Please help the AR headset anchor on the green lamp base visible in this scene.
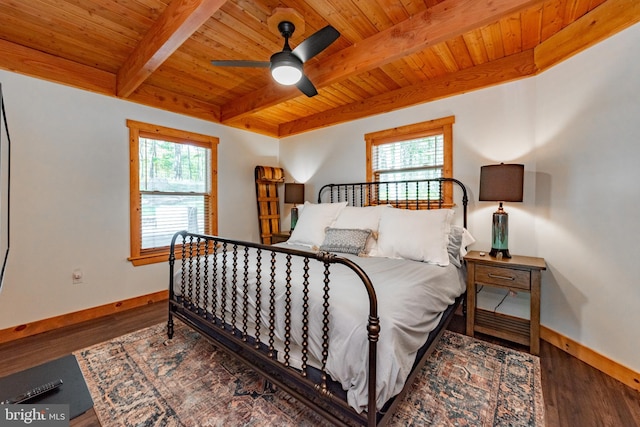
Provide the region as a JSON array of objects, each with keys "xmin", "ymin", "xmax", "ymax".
[
  {"xmin": 490, "ymin": 207, "xmax": 511, "ymax": 258},
  {"xmin": 290, "ymin": 206, "xmax": 299, "ymax": 231}
]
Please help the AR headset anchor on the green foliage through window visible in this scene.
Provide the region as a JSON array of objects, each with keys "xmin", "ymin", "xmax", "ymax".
[
  {"xmin": 139, "ymin": 138, "xmax": 210, "ymax": 193},
  {"xmin": 139, "ymin": 138, "xmax": 211, "ymax": 250}
]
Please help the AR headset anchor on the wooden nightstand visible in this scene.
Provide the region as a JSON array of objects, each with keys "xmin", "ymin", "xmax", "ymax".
[
  {"xmin": 464, "ymin": 250, "xmax": 546, "ymax": 355},
  {"xmin": 270, "ymin": 231, "xmax": 290, "ymax": 244}
]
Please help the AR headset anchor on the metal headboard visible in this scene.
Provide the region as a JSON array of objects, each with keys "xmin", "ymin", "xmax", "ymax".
[{"xmin": 318, "ymin": 178, "xmax": 468, "ymax": 228}]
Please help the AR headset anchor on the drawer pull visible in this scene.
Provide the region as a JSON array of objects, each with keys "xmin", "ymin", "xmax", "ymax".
[{"xmin": 488, "ymin": 273, "xmax": 515, "ymax": 281}]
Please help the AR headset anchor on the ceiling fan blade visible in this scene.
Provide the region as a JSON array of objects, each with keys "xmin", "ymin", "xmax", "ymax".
[
  {"xmin": 292, "ymin": 25, "xmax": 340, "ymax": 63},
  {"xmin": 211, "ymin": 60, "xmax": 270, "ymax": 68},
  {"xmin": 296, "ymin": 74, "xmax": 318, "ymax": 97}
]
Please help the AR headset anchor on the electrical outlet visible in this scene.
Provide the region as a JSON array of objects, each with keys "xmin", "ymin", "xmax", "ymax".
[{"xmin": 72, "ymin": 269, "xmax": 83, "ymax": 284}]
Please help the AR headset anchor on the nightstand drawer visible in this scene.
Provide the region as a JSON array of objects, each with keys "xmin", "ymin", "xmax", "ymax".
[{"xmin": 475, "ymin": 265, "xmax": 531, "ymax": 290}]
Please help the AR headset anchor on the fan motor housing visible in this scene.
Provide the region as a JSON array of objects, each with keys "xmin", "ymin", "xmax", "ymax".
[{"xmin": 270, "ymin": 51, "xmax": 302, "ymax": 67}]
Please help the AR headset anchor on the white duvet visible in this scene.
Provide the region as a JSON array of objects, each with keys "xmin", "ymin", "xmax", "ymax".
[{"xmin": 173, "ymin": 243, "xmax": 465, "ymax": 413}]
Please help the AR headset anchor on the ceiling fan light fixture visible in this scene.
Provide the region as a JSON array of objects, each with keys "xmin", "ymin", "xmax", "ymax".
[
  {"xmin": 211, "ymin": 13, "xmax": 340, "ymax": 96},
  {"xmin": 271, "ymin": 64, "xmax": 302, "ymax": 85},
  {"xmin": 270, "ymin": 51, "xmax": 302, "ymax": 85}
]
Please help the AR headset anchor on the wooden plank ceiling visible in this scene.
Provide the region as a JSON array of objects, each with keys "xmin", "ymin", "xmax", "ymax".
[{"xmin": 0, "ymin": 0, "xmax": 637, "ymax": 137}]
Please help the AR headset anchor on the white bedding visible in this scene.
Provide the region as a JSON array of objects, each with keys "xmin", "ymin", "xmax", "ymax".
[{"xmin": 173, "ymin": 243, "xmax": 465, "ymax": 413}]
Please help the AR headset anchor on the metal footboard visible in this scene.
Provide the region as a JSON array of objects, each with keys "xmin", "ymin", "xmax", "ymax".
[{"xmin": 168, "ymin": 231, "xmax": 380, "ymax": 427}]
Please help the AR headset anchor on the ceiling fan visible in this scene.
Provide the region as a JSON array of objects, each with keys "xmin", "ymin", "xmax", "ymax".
[{"xmin": 211, "ymin": 19, "xmax": 340, "ymax": 97}]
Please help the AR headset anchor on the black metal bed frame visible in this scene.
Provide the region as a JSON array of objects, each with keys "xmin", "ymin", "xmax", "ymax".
[
  {"xmin": 318, "ymin": 177, "xmax": 468, "ymax": 228},
  {"xmin": 167, "ymin": 178, "xmax": 468, "ymax": 427}
]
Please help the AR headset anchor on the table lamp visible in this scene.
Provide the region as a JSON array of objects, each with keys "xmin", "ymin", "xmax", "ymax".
[
  {"xmin": 479, "ymin": 163, "xmax": 524, "ymax": 258},
  {"xmin": 284, "ymin": 183, "xmax": 305, "ymax": 231}
]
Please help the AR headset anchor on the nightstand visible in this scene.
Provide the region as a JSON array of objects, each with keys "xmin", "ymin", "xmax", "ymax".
[
  {"xmin": 270, "ymin": 231, "xmax": 290, "ymax": 244},
  {"xmin": 464, "ymin": 250, "xmax": 546, "ymax": 355}
]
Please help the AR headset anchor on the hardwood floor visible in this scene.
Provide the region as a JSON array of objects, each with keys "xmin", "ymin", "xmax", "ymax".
[{"xmin": 1, "ymin": 302, "xmax": 638, "ymax": 427}]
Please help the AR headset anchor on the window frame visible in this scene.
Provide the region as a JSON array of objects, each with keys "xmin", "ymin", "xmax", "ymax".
[
  {"xmin": 127, "ymin": 119, "xmax": 218, "ymax": 266},
  {"xmin": 365, "ymin": 115, "xmax": 454, "ymax": 207}
]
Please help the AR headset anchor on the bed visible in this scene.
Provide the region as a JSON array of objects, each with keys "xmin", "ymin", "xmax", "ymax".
[{"xmin": 167, "ymin": 178, "xmax": 471, "ymax": 426}]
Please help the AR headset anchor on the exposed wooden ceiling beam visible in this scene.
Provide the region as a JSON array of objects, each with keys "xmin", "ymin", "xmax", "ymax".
[
  {"xmin": 0, "ymin": 39, "xmax": 115, "ymax": 95},
  {"xmin": 127, "ymin": 83, "xmax": 221, "ymax": 122},
  {"xmin": 116, "ymin": 0, "xmax": 227, "ymax": 98},
  {"xmin": 220, "ymin": 0, "xmax": 545, "ymax": 123},
  {"xmin": 278, "ymin": 50, "xmax": 537, "ymax": 136},
  {"xmin": 221, "ymin": 116, "xmax": 280, "ymax": 137},
  {"xmin": 535, "ymin": 0, "xmax": 640, "ymax": 72}
]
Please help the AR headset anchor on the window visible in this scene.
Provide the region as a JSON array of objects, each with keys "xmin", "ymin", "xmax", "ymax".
[
  {"xmin": 365, "ymin": 116, "xmax": 454, "ymax": 206},
  {"xmin": 128, "ymin": 120, "xmax": 218, "ymax": 266}
]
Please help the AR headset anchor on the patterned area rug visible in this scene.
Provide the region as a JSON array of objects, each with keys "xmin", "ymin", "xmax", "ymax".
[{"xmin": 74, "ymin": 322, "xmax": 545, "ymax": 426}]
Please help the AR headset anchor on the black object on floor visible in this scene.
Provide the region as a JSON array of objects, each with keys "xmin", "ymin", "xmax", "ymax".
[{"xmin": 0, "ymin": 354, "xmax": 93, "ymax": 419}]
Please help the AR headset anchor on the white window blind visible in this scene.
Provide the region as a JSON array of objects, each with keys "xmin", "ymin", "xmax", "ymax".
[
  {"xmin": 139, "ymin": 137, "xmax": 210, "ymax": 251},
  {"xmin": 372, "ymin": 135, "xmax": 444, "ymax": 200}
]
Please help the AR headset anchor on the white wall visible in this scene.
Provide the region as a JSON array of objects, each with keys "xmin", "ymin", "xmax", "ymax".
[
  {"xmin": 280, "ymin": 23, "xmax": 640, "ymax": 373},
  {"xmin": 534, "ymin": 23, "xmax": 640, "ymax": 372},
  {"xmin": 0, "ymin": 71, "xmax": 278, "ymax": 328}
]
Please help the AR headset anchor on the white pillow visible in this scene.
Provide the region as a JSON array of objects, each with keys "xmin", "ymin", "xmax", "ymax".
[
  {"xmin": 459, "ymin": 226, "xmax": 476, "ymax": 258},
  {"xmin": 333, "ymin": 205, "xmax": 389, "ymax": 255},
  {"xmin": 287, "ymin": 202, "xmax": 347, "ymax": 248},
  {"xmin": 377, "ymin": 208, "xmax": 454, "ymax": 265},
  {"xmin": 447, "ymin": 226, "xmax": 476, "ymax": 267}
]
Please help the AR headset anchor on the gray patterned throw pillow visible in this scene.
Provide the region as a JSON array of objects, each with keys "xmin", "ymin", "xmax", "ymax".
[{"xmin": 319, "ymin": 228, "xmax": 373, "ymax": 255}]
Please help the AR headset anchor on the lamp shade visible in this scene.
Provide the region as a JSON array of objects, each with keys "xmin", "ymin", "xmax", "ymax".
[
  {"xmin": 284, "ymin": 183, "xmax": 305, "ymax": 204},
  {"xmin": 479, "ymin": 163, "xmax": 524, "ymax": 202}
]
